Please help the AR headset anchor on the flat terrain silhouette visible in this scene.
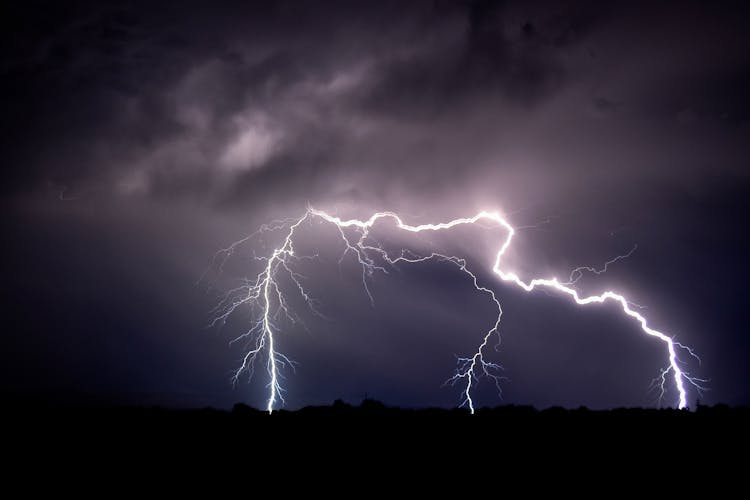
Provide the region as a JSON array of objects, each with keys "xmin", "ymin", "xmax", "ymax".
[
  {"xmin": 3, "ymin": 397, "xmax": 747, "ymax": 479},
  {"xmin": 4, "ymin": 397, "xmax": 746, "ymax": 437}
]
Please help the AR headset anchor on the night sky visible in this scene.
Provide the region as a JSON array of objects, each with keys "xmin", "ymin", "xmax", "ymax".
[{"xmin": 2, "ymin": 0, "xmax": 749, "ymax": 411}]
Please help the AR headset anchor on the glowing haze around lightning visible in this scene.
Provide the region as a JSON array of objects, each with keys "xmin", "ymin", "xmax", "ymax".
[{"xmin": 211, "ymin": 208, "xmax": 704, "ymax": 414}]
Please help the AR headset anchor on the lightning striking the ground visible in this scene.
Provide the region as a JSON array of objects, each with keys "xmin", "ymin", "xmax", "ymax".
[{"xmin": 210, "ymin": 208, "xmax": 705, "ymax": 414}]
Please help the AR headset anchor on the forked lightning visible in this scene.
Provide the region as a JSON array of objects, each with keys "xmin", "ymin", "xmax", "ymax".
[{"xmin": 210, "ymin": 208, "xmax": 705, "ymax": 413}]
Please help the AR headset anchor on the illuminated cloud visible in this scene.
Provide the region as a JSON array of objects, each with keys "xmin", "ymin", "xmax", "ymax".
[{"xmin": 220, "ymin": 116, "xmax": 281, "ymax": 173}]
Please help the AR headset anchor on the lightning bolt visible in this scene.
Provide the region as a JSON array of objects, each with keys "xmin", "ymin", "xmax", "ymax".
[
  {"xmin": 210, "ymin": 208, "xmax": 705, "ymax": 414},
  {"xmin": 564, "ymin": 244, "xmax": 638, "ymax": 285}
]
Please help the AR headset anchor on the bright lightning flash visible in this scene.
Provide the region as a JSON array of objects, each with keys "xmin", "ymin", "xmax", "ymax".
[{"xmin": 210, "ymin": 208, "xmax": 705, "ymax": 414}]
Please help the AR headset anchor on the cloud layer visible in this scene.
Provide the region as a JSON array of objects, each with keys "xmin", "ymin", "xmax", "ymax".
[{"xmin": 2, "ymin": 0, "xmax": 749, "ymax": 409}]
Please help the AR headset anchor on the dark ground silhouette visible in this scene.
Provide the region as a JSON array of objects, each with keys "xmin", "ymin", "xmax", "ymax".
[
  {"xmin": 3, "ymin": 397, "xmax": 747, "ymax": 482},
  {"xmin": 4, "ymin": 397, "xmax": 747, "ymax": 440}
]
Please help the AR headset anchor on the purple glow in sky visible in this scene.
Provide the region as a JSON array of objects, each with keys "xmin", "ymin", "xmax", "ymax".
[{"xmin": 2, "ymin": 0, "xmax": 749, "ymax": 410}]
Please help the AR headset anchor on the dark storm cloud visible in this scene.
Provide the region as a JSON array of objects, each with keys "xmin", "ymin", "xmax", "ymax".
[
  {"xmin": 4, "ymin": 0, "xmax": 748, "ymax": 210},
  {"xmin": 2, "ymin": 0, "xmax": 750, "ymax": 409},
  {"xmin": 360, "ymin": 0, "xmax": 570, "ymax": 118},
  {"xmin": 1, "ymin": 0, "xmax": 599, "ymax": 206}
]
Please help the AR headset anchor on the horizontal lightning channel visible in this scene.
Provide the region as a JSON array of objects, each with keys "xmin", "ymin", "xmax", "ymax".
[{"xmin": 217, "ymin": 208, "xmax": 704, "ymax": 414}]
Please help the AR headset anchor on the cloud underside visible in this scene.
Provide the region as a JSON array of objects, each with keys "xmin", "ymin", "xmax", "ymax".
[{"xmin": 1, "ymin": 0, "xmax": 748, "ymax": 214}]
